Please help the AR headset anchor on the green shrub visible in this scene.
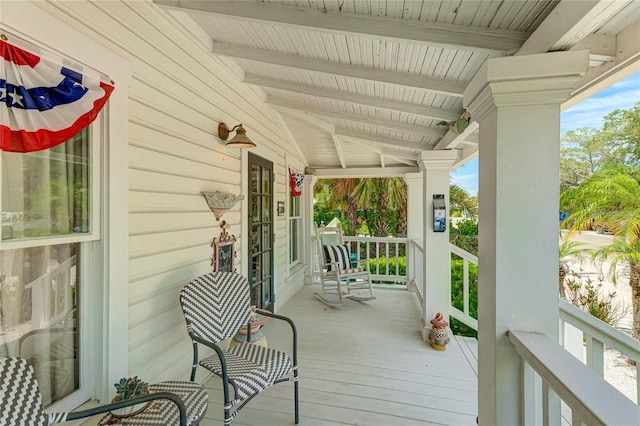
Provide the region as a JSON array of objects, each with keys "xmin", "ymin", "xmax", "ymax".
[
  {"xmin": 450, "ymin": 258, "xmax": 478, "ymax": 338},
  {"xmin": 367, "ymin": 257, "xmax": 406, "ymax": 284}
]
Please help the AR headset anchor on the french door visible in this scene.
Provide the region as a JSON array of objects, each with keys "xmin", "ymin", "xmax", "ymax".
[{"xmin": 247, "ymin": 153, "xmax": 274, "ymax": 311}]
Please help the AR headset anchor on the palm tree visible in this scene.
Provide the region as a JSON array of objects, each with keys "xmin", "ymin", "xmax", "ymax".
[
  {"xmin": 558, "ymin": 234, "xmax": 589, "ymax": 298},
  {"xmin": 450, "ymin": 184, "xmax": 478, "ymax": 219},
  {"xmin": 561, "ymin": 164, "xmax": 640, "ymax": 337},
  {"xmin": 315, "ymin": 178, "xmax": 360, "ymax": 234},
  {"xmin": 315, "ymin": 177, "xmax": 407, "ymax": 237}
]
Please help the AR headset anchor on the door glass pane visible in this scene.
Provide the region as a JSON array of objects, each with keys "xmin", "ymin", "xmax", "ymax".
[
  {"xmin": 262, "ymin": 168, "xmax": 270, "ymax": 194},
  {"xmin": 263, "ymin": 281, "xmax": 270, "ymax": 306},
  {"xmin": 251, "ymin": 165, "xmax": 259, "ymax": 193},
  {"xmin": 2, "ymin": 129, "xmax": 90, "ymax": 240},
  {"xmin": 263, "ymin": 252, "xmax": 271, "ymax": 276},
  {"xmin": 250, "ymin": 226, "xmax": 260, "ymax": 254},
  {"xmin": 262, "ymin": 226, "xmax": 270, "ymax": 251},
  {"xmin": 0, "ymin": 243, "xmax": 79, "ymax": 406},
  {"xmin": 262, "ymin": 197, "xmax": 270, "ymax": 222},
  {"xmin": 251, "ymin": 285, "xmax": 261, "ymax": 308},
  {"xmin": 251, "ymin": 255, "xmax": 261, "ymax": 283},
  {"xmin": 251, "ymin": 197, "xmax": 260, "ymax": 223}
]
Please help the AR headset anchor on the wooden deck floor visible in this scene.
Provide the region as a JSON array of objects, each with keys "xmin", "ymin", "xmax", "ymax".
[{"xmin": 200, "ymin": 285, "xmax": 478, "ymax": 426}]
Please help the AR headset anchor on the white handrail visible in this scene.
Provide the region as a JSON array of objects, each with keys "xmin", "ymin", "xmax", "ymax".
[{"xmin": 509, "ymin": 330, "xmax": 640, "ymax": 425}]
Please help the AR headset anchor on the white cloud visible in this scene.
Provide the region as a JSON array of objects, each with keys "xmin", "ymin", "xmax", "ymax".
[{"xmin": 562, "ymin": 72, "xmax": 640, "ymax": 133}]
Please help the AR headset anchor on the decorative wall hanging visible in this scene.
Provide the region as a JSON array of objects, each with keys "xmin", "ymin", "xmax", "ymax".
[
  {"xmin": 277, "ymin": 201, "xmax": 285, "ymax": 217},
  {"xmin": 289, "ymin": 167, "xmax": 304, "ymax": 196},
  {"xmin": 202, "ymin": 191, "xmax": 244, "ymax": 221},
  {"xmin": 0, "ymin": 34, "xmax": 114, "ymax": 153},
  {"xmin": 211, "ymin": 221, "xmax": 236, "ymax": 273}
]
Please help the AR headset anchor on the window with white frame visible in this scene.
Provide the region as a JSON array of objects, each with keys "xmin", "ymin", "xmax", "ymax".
[
  {"xmin": 0, "ymin": 126, "xmax": 100, "ymax": 406},
  {"xmin": 289, "ymin": 193, "xmax": 302, "ymax": 266}
]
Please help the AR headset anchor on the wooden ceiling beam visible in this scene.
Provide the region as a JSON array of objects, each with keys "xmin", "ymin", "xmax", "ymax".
[
  {"xmin": 337, "ymin": 134, "xmax": 417, "ymax": 165},
  {"xmin": 331, "ymin": 134, "xmax": 347, "ymax": 169},
  {"xmin": 269, "ymin": 104, "xmax": 336, "ymax": 133},
  {"xmin": 245, "ymin": 74, "xmax": 461, "ymax": 122},
  {"xmin": 313, "ymin": 167, "xmax": 418, "ymax": 178},
  {"xmin": 213, "ymin": 42, "xmax": 467, "ymax": 97},
  {"xmin": 517, "ymin": 0, "xmax": 630, "ymax": 55},
  {"xmin": 266, "ymin": 97, "xmax": 445, "ymax": 139},
  {"xmin": 335, "ymin": 128, "xmax": 430, "ymax": 152},
  {"xmin": 154, "ymin": 0, "xmax": 528, "ymax": 53}
]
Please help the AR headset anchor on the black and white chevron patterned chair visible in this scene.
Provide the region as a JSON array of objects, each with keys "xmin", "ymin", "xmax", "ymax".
[
  {"xmin": 0, "ymin": 356, "xmax": 201, "ymax": 425},
  {"xmin": 180, "ymin": 272, "xmax": 299, "ymax": 425}
]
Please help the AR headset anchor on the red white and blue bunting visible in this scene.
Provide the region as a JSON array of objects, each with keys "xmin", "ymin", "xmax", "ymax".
[
  {"xmin": 0, "ymin": 35, "xmax": 114, "ymax": 153},
  {"xmin": 289, "ymin": 167, "xmax": 304, "ymax": 197}
]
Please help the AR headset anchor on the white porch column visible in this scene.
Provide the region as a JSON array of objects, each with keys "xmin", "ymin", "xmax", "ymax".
[
  {"xmin": 464, "ymin": 51, "xmax": 589, "ymax": 425},
  {"xmin": 304, "ymin": 174, "xmax": 317, "ymax": 284},
  {"xmin": 405, "ymin": 172, "xmax": 424, "ymax": 242},
  {"xmin": 418, "ymin": 151, "xmax": 459, "ymax": 341},
  {"xmin": 404, "ymin": 172, "xmax": 423, "ymax": 294}
]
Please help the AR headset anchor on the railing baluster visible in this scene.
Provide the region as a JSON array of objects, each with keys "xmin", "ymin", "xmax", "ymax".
[
  {"xmin": 637, "ymin": 363, "xmax": 640, "ymax": 406},
  {"xmin": 395, "ymin": 242, "xmax": 399, "ymax": 277},
  {"xmin": 463, "ymin": 259, "xmax": 469, "ymax": 317},
  {"xmin": 586, "ymin": 335, "xmax": 604, "ymax": 377},
  {"xmin": 523, "ymin": 361, "xmax": 543, "ymax": 425},
  {"xmin": 385, "ymin": 241, "xmax": 389, "ymax": 276}
]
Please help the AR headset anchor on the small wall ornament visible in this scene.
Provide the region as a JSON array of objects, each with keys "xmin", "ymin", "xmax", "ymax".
[
  {"xmin": 428, "ymin": 312, "xmax": 450, "ymax": 351},
  {"xmin": 202, "ymin": 191, "xmax": 244, "ymax": 221},
  {"xmin": 212, "ymin": 221, "xmax": 236, "ymax": 273}
]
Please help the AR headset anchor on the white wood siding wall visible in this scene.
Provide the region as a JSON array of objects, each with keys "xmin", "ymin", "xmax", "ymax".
[{"xmin": 33, "ymin": 0, "xmax": 304, "ymax": 383}]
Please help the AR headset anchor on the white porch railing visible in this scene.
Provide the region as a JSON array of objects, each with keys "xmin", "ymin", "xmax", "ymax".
[
  {"xmin": 444, "ymin": 243, "xmax": 640, "ymax": 421},
  {"xmin": 449, "ymin": 244, "xmax": 478, "ymax": 330},
  {"xmin": 408, "ymin": 239, "xmax": 424, "ymax": 307},
  {"xmin": 341, "ymin": 236, "xmax": 409, "ymax": 285},
  {"xmin": 560, "ymin": 299, "xmax": 640, "ymax": 404},
  {"xmin": 508, "ymin": 329, "xmax": 640, "ymax": 425}
]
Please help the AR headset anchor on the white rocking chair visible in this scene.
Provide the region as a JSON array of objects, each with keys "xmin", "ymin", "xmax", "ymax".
[{"xmin": 315, "ymin": 225, "xmax": 375, "ymax": 307}]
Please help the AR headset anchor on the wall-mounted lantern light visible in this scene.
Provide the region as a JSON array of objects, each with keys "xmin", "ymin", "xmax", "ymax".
[{"xmin": 218, "ymin": 122, "xmax": 256, "ymax": 148}]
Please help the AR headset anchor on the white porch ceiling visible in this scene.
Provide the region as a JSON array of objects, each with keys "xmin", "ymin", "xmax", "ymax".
[{"xmin": 156, "ymin": 0, "xmax": 640, "ymax": 175}]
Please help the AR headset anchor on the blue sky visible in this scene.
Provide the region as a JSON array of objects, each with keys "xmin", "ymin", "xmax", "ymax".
[{"xmin": 451, "ymin": 71, "xmax": 640, "ymax": 197}]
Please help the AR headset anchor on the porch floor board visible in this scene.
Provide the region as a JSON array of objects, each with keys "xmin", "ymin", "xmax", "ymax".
[{"xmin": 200, "ymin": 285, "xmax": 478, "ymax": 425}]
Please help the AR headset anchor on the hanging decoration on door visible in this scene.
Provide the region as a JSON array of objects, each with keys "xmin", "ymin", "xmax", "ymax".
[
  {"xmin": 289, "ymin": 167, "xmax": 304, "ymax": 197},
  {"xmin": 0, "ymin": 34, "xmax": 114, "ymax": 153}
]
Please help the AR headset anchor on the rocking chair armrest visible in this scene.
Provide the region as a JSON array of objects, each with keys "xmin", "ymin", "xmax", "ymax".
[
  {"xmin": 61, "ymin": 392, "xmax": 188, "ymax": 425},
  {"xmin": 254, "ymin": 308, "xmax": 298, "ymax": 365},
  {"xmin": 321, "ymin": 260, "xmax": 340, "ymax": 269}
]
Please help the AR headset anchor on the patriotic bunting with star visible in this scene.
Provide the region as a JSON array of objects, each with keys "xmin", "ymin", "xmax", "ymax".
[
  {"xmin": 289, "ymin": 167, "xmax": 304, "ymax": 197},
  {"xmin": 0, "ymin": 36, "xmax": 114, "ymax": 153}
]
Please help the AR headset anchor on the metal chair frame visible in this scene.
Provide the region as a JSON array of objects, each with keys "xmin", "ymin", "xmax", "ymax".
[
  {"xmin": 0, "ymin": 356, "xmax": 193, "ymax": 426},
  {"xmin": 180, "ymin": 272, "xmax": 299, "ymax": 425}
]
